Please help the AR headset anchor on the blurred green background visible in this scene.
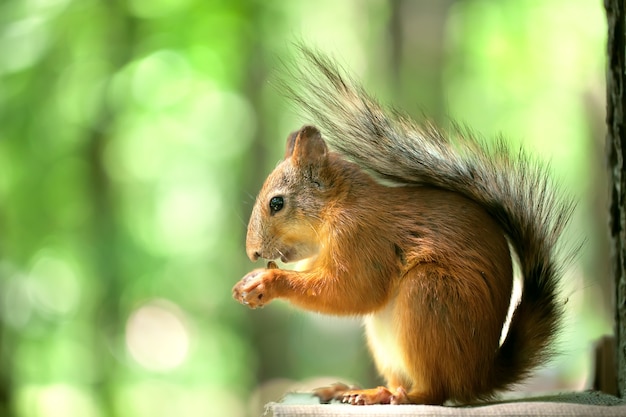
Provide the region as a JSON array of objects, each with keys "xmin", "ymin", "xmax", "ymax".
[{"xmin": 0, "ymin": 0, "xmax": 610, "ymax": 416}]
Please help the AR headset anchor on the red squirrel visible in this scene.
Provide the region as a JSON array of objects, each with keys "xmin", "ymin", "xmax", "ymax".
[{"xmin": 232, "ymin": 47, "xmax": 575, "ymax": 405}]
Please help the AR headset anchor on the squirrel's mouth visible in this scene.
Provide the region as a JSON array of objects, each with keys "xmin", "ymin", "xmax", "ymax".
[
  {"xmin": 253, "ymin": 249, "xmax": 294, "ymax": 264},
  {"xmin": 278, "ymin": 247, "xmax": 305, "ymax": 264},
  {"xmin": 278, "ymin": 249, "xmax": 295, "ymax": 263},
  {"xmin": 252, "ymin": 243, "xmax": 317, "ymax": 264}
]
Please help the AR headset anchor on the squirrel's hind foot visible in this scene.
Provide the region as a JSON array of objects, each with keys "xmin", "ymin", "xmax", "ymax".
[
  {"xmin": 313, "ymin": 383, "xmax": 401, "ymax": 405},
  {"xmin": 340, "ymin": 386, "xmax": 395, "ymax": 405},
  {"xmin": 312, "ymin": 382, "xmax": 355, "ymax": 404}
]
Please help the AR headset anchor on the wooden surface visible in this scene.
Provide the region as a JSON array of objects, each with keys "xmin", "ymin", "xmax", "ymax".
[{"xmin": 266, "ymin": 391, "xmax": 626, "ymax": 417}]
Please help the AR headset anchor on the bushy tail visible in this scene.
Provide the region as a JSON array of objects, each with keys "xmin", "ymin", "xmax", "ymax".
[{"xmin": 280, "ymin": 46, "xmax": 577, "ymax": 391}]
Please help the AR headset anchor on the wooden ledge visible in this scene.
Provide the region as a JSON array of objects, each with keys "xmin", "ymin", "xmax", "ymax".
[{"xmin": 266, "ymin": 391, "xmax": 626, "ymax": 417}]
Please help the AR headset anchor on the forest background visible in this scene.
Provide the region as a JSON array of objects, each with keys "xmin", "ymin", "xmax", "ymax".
[{"xmin": 0, "ymin": 0, "xmax": 609, "ymax": 416}]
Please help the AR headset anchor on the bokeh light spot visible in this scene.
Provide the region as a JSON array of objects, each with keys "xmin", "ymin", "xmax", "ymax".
[
  {"xmin": 29, "ymin": 252, "xmax": 81, "ymax": 318},
  {"xmin": 16, "ymin": 384, "xmax": 101, "ymax": 417},
  {"xmin": 131, "ymin": 50, "xmax": 192, "ymax": 110},
  {"xmin": 125, "ymin": 299, "xmax": 190, "ymax": 371}
]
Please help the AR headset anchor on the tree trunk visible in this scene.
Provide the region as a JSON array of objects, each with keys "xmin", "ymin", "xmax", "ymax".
[{"xmin": 606, "ymin": 0, "xmax": 626, "ymax": 398}]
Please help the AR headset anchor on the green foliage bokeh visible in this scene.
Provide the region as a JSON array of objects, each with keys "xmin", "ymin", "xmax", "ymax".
[{"xmin": 0, "ymin": 0, "xmax": 608, "ymax": 416}]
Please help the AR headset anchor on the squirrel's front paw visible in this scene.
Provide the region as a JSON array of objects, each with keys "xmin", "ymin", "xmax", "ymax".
[{"xmin": 232, "ymin": 269, "xmax": 274, "ymax": 309}]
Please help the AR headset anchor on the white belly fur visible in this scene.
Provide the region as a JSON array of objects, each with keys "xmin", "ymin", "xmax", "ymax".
[{"xmin": 363, "ymin": 300, "xmax": 411, "ymax": 384}]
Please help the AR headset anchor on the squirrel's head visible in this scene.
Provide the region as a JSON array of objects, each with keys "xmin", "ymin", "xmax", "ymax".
[{"xmin": 246, "ymin": 125, "xmax": 331, "ymax": 263}]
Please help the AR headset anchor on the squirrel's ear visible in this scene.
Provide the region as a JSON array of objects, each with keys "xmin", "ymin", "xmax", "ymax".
[
  {"xmin": 284, "ymin": 130, "xmax": 299, "ymax": 159},
  {"xmin": 288, "ymin": 125, "xmax": 328, "ymax": 164}
]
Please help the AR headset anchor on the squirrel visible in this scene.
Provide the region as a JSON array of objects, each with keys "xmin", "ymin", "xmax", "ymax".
[{"xmin": 232, "ymin": 47, "xmax": 576, "ymax": 406}]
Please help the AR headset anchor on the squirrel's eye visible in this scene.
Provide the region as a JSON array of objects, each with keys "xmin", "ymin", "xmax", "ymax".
[{"xmin": 269, "ymin": 196, "xmax": 284, "ymax": 214}]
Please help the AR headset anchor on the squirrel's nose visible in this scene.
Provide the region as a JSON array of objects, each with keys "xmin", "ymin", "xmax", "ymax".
[{"xmin": 247, "ymin": 248, "xmax": 261, "ymax": 262}]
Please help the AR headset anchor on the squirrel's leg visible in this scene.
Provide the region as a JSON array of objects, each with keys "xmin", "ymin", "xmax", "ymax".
[{"xmin": 388, "ymin": 261, "xmax": 499, "ymax": 405}]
